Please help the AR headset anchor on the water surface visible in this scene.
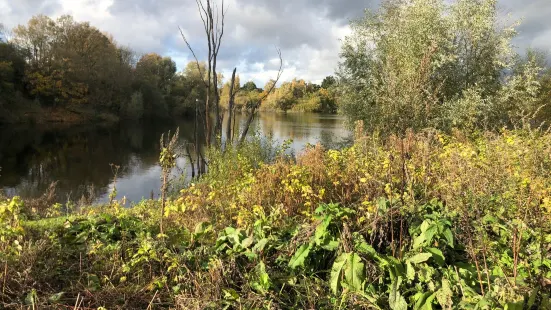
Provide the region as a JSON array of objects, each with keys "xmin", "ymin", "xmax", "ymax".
[{"xmin": 0, "ymin": 113, "xmax": 350, "ymax": 204}]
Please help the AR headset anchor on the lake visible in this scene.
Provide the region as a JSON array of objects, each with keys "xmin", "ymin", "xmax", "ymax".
[{"xmin": 0, "ymin": 113, "xmax": 350, "ymax": 204}]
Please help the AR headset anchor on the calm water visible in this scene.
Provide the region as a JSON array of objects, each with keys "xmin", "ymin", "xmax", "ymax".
[{"xmin": 0, "ymin": 113, "xmax": 350, "ymax": 204}]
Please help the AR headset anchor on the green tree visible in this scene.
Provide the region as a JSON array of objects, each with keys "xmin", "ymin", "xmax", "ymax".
[
  {"xmin": 338, "ymin": 0, "xmax": 530, "ymax": 134},
  {"xmin": 136, "ymin": 53, "xmax": 176, "ymax": 94},
  {"xmin": 321, "ymin": 76, "xmax": 336, "ymax": 89},
  {"xmin": 241, "ymin": 81, "xmax": 258, "ymax": 92},
  {"xmin": 0, "ymin": 41, "xmax": 26, "ymax": 104}
]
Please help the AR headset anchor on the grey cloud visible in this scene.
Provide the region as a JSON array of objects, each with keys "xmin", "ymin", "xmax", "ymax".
[
  {"xmin": 499, "ymin": 0, "xmax": 551, "ymax": 57},
  {"xmin": 0, "ymin": 0, "xmax": 61, "ymax": 27}
]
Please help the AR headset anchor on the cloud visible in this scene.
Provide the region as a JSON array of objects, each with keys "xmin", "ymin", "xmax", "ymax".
[
  {"xmin": 499, "ymin": 0, "xmax": 551, "ymax": 55},
  {"xmin": 1, "ymin": 0, "xmax": 550, "ymax": 85}
]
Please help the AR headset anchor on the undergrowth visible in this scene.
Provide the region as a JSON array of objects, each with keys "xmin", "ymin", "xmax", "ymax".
[{"xmin": 1, "ymin": 129, "xmax": 550, "ymax": 309}]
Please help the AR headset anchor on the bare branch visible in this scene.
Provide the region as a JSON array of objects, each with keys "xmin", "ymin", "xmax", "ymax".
[
  {"xmin": 257, "ymin": 48, "xmax": 283, "ymax": 103},
  {"xmin": 196, "ymin": 0, "xmax": 209, "ymax": 35},
  {"xmin": 215, "ymin": 0, "xmax": 226, "ymax": 56},
  {"xmin": 178, "ymin": 26, "xmax": 207, "ymax": 87},
  {"xmin": 239, "ymin": 48, "xmax": 283, "ymax": 144}
]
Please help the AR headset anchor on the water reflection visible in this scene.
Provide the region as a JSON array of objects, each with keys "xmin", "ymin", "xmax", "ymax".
[{"xmin": 0, "ymin": 113, "xmax": 349, "ymax": 204}]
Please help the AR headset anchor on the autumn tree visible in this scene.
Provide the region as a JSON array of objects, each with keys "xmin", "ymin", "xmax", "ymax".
[
  {"xmin": 136, "ymin": 53, "xmax": 177, "ymax": 94},
  {"xmin": 11, "ymin": 15, "xmax": 132, "ymax": 107},
  {"xmin": 169, "ymin": 61, "xmax": 208, "ymax": 115},
  {"xmin": 0, "ymin": 23, "xmax": 5, "ymax": 41}
]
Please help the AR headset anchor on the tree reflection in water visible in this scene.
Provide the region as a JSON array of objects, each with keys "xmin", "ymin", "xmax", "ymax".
[{"xmin": 0, "ymin": 113, "xmax": 349, "ymax": 204}]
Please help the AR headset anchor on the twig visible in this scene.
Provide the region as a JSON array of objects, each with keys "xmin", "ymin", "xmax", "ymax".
[
  {"xmin": 147, "ymin": 290, "xmax": 159, "ymax": 310},
  {"xmin": 178, "ymin": 26, "xmax": 207, "ymax": 88},
  {"xmin": 74, "ymin": 293, "xmax": 80, "ymax": 309},
  {"xmin": 2, "ymin": 261, "xmax": 7, "ymax": 295}
]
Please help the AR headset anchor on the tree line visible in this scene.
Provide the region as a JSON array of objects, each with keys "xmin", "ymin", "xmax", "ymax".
[
  {"xmin": 0, "ymin": 16, "xmax": 337, "ymax": 125},
  {"xmin": 220, "ymin": 75, "xmax": 338, "ymax": 114}
]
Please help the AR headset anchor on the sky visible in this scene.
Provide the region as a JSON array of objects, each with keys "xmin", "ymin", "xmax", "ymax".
[{"xmin": 1, "ymin": 0, "xmax": 550, "ymax": 86}]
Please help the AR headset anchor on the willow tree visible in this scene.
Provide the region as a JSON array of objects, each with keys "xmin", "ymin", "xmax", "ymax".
[{"xmin": 338, "ymin": 0, "xmax": 541, "ymax": 134}]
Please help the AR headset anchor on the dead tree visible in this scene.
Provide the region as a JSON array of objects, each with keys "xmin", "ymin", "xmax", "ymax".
[
  {"xmin": 179, "ymin": 0, "xmax": 225, "ymax": 147},
  {"xmin": 179, "ymin": 1, "xmax": 283, "ymax": 169}
]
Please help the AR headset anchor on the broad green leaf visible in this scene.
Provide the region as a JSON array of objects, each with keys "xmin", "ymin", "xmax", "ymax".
[
  {"xmin": 223, "ymin": 227, "xmax": 236, "ymax": 235},
  {"xmin": 241, "ymin": 236, "xmax": 254, "ymax": 249},
  {"xmin": 413, "ymin": 234, "xmax": 426, "ymax": 249},
  {"xmin": 426, "ymin": 247, "xmax": 445, "ymax": 266},
  {"xmin": 48, "ymin": 292, "xmax": 65, "ymax": 303},
  {"xmin": 420, "ymin": 220, "xmax": 431, "ymax": 233},
  {"xmin": 223, "ymin": 288, "xmax": 239, "ymax": 300},
  {"xmin": 527, "ymin": 288, "xmax": 538, "ymax": 307},
  {"xmin": 442, "ymin": 228, "xmax": 454, "ymax": 248},
  {"xmin": 251, "ymin": 261, "xmax": 271, "ymax": 294},
  {"xmin": 414, "ymin": 292, "xmax": 433, "ymax": 310},
  {"xmin": 423, "ymin": 224, "xmax": 438, "ymax": 246},
  {"xmin": 389, "ymin": 278, "xmax": 407, "ymax": 310},
  {"xmin": 289, "ymin": 244, "xmax": 311, "ymax": 269},
  {"xmin": 406, "ymin": 261, "xmax": 416, "ymax": 280},
  {"xmin": 253, "ymin": 238, "xmax": 269, "ymax": 253},
  {"xmin": 194, "ymin": 222, "xmax": 212, "ymax": 235},
  {"xmin": 422, "ymin": 293, "xmax": 437, "ymax": 310},
  {"xmin": 321, "ymin": 239, "xmax": 340, "ymax": 251},
  {"xmin": 541, "ymin": 293, "xmax": 550, "ymax": 309},
  {"xmin": 314, "ymin": 215, "xmax": 332, "ymax": 246},
  {"xmin": 505, "ymin": 302, "xmax": 524, "ymax": 310},
  {"xmin": 355, "ymin": 241, "xmax": 379, "ymax": 259},
  {"xmin": 407, "ymin": 253, "xmax": 432, "ymax": 265},
  {"xmin": 244, "ymin": 251, "xmax": 257, "ymax": 260},
  {"xmin": 330, "ymin": 253, "xmax": 349, "ymax": 294},
  {"xmin": 25, "ymin": 289, "xmax": 38, "ymax": 306},
  {"xmin": 344, "ymin": 252, "xmax": 365, "ymax": 292}
]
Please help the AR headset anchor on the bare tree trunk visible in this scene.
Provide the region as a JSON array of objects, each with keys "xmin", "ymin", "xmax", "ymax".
[
  {"xmin": 226, "ymin": 68, "xmax": 237, "ymax": 147},
  {"xmin": 203, "ymin": 0, "xmax": 213, "ymax": 147},
  {"xmin": 185, "ymin": 144, "xmax": 195, "ymax": 178},
  {"xmin": 232, "ymin": 107, "xmax": 238, "ymax": 142},
  {"xmin": 194, "ymin": 98, "xmax": 201, "ymax": 175},
  {"xmin": 239, "ymin": 111, "xmax": 256, "ymax": 144}
]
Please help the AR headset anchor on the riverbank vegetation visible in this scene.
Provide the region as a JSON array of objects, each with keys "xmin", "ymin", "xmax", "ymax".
[
  {"xmin": 1, "ymin": 0, "xmax": 551, "ymax": 308},
  {"xmin": 1, "ymin": 129, "xmax": 551, "ymax": 308},
  {"xmin": 0, "ymin": 17, "xmax": 336, "ymax": 126}
]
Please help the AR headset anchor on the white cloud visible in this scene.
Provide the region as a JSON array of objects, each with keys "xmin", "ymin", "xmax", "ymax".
[{"xmin": 1, "ymin": 0, "xmax": 550, "ymax": 86}]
